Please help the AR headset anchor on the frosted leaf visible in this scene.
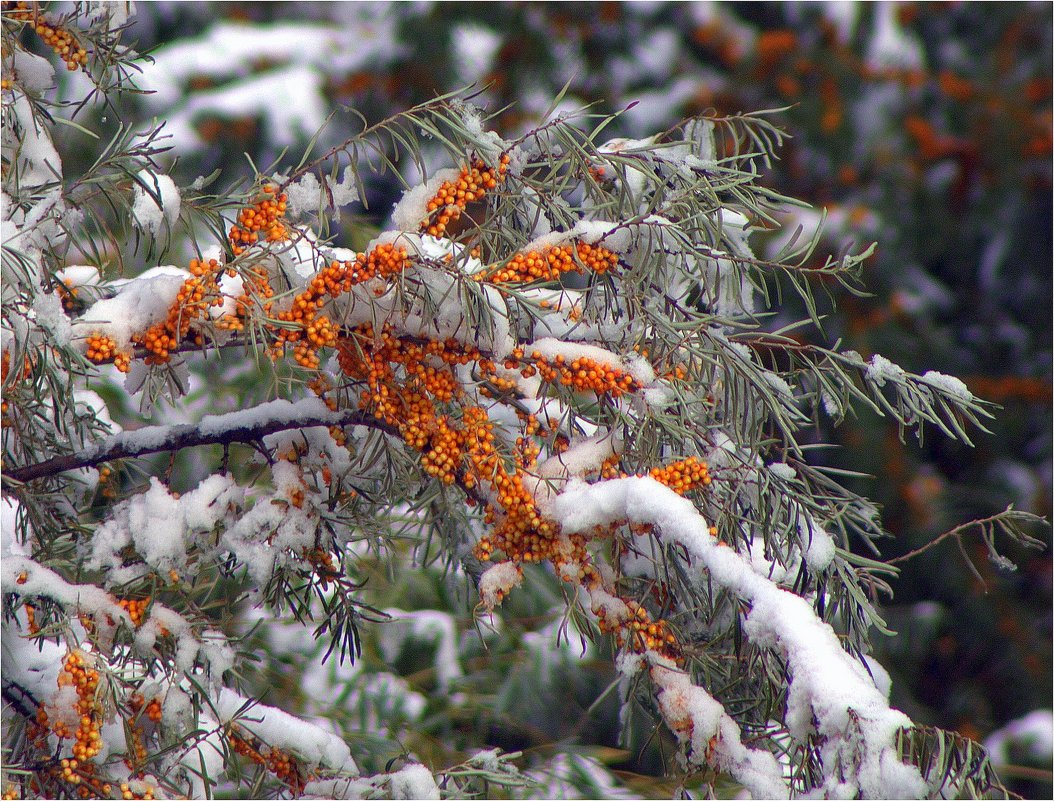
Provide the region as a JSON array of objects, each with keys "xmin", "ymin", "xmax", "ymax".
[
  {"xmin": 761, "ymin": 370, "xmax": 794, "ymax": 400},
  {"xmin": 285, "ymin": 167, "xmax": 360, "ymax": 216},
  {"xmin": 132, "ymin": 171, "xmax": 181, "ymax": 237},
  {"xmin": 863, "ymin": 656, "xmax": 892, "ymax": 700},
  {"xmin": 865, "ymin": 353, "xmax": 906, "ymax": 387},
  {"xmin": 821, "ymin": 389, "xmax": 841, "ymax": 417},
  {"xmin": 799, "ymin": 514, "xmax": 836, "ymax": 572},
  {"xmin": 284, "ymin": 172, "xmax": 322, "ymax": 216},
  {"xmin": 920, "ymin": 370, "xmax": 973, "ymax": 403},
  {"xmin": 86, "ymin": 1, "xmax": 135, "ymax": 27},
  {"xmin": 4, "ymin": 94, "xmax": 63, "ymax": 190},
  {"xmin": 73, "ymin": 390, "xmax": 121, "ymax": 433}
]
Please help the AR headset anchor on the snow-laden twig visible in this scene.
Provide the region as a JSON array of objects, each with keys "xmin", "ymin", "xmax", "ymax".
[
  {"xmin": 551, "ymin": 476, "xmax": 928, "ymax": 798},
  {"xmin": 4, "ymin": 398, "xmax": 392, "ymax": 484}
]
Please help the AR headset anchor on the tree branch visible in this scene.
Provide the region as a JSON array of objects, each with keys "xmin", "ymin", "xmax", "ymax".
[
  {"xmin": 3, "ymin": 399, "xmax": 395, "ymax": 485},
  {"xmin": 886, "ymin": 511, "xmax": 1013, "ymax": 566}
]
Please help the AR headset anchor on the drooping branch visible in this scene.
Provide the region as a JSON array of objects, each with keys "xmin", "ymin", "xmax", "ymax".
[
  {"xmin": 550, "ymin": 475, "xmax": 924, "ymax": 798},
  {"xmin": 3, "ymin": 398, "xmax": 394, "ymax": 485}
]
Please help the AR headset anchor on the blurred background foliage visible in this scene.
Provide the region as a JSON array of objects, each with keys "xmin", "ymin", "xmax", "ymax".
[{"xmin": 37, "ymin": 1, "xmax": 1051, "ymax": 796}]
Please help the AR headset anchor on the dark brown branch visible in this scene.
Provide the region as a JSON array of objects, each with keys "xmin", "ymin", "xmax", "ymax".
[{"xmin": 3, "ymin": 403, "xmax": 395, "ymax": 486}]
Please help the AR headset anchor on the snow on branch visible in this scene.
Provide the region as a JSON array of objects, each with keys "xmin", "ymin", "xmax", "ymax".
[
  {"xmin": 551, "ymin": 476, "xmax": 928, "ymax": 798},
  {"xmin": 4, "ymin": 398, "xmax": 391, "ymax": 485},
  {"xmin": 1, "ymin": 556, "xmax": 132, "ymax": 632}
]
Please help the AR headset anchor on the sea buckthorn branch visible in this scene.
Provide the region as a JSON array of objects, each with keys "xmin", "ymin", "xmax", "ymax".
[
  {"xmin": 502, "ymin": 346, "xmax": 639, "ymax": 397},
  {"xmin": 10, "ymin": 15, "xmax": 1042, "ymax": 793},
  {"xmin": 253, "ymin": 150, "xmax": 513, "ymax": 370},
  {"xmin": 8, "ymin": 652, "xmax": 173, "ymax": 800},
  {"xmin": 4, "ymin": 559, "xmax": 231, "ymax": 677},
  {"xmin": 76, "ymin": 257, "xmax": 235, "ymax": 374},
  {"xmin": 332, "ymin": 317, "xmax": 703, "ymax": 648},
  {"xmin": 332, "ymin": 325, "xmax": 600, "ymax": 572},
  {"xmin": 3, "ymin": 557, "xmax": 134, "ymax": 633},
  {"xmin": 545, "ymin": 473, "xmax": 984, "ymax": 798},
  {"xmin": 476, "ymin": 452, "xmax": 716, "ymax": 665},
  {"xmin": 265, "ymin": 241, "xmax": 412, "ymax": 369},
  {"xmin": 3, "ymin": 399, "xmax": 388, "ymax": 485},
  {"xmin": 271, "ymin": 87, "xmax": 495, "ymax": 198}
]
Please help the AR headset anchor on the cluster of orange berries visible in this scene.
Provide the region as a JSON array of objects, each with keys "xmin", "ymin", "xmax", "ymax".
[
  {"xmin": 137, "ymin": 259, "xmax": 222, "ymax": 365},
  {"xmin": 323, "ymin": 274, "xmax": 694, "ymax": 665},
  {"xmin": 117, "ymin": 782, "xmax": 155, "ymax": 800},
  {"xmin": 424, "ymin": 155, "xmax": 510, "ymax": 238},
  {"xmin": 229, "ymin": 185, "xmax": 288, "ymax": 256},
  {"xmin": 0, "ymin": 350, "xmax": 31, "ymax": 425},
  {"xmin": 6, "ymin": 754, "xmax": 120, "ymax": 799},
  {"xmin": 501, "ymin": 348, "xmax": 637, "ymax": 397},
  {"xmin": 1, "ymin": 349, "xmax": 32, "ymax": 382},
  {"xmin": 83, "ymin": 259, "xmax": 222, "ymax": 371},
  {"xmin": 23, "ymin": 601, "xmax": 39, "ymax": 633},
  {"xmin": 482, "ymin": 241, "xmax": 619, "ymax": 285},
  {"xmin": 229, "ymin": 727, "xmax": 309, "ymax": 795},
  {"xmin": 126, "ymin": 694, "xmax": 162, "ymax": 774},
  {"xmin": 52, "ymin": 650, "xmax": 103, "ymax": 762},
  {"xmin": 476, "ymin": 452, "xmax": 555, "ymax": 563},
  {"xmin": 6, "ymin": 2, "xmax": 88, "ymax": 71},
  {"xmin": 468, "ymin": 415, "xmax": 604, "ymax": 585},
  {"xmin": 127, "ymin": 692, "xmax": 163, "ymax": 725},
  {"xmin": 84, "ymin": 333, "xmax": 131, "ymax": 373},
  {"xmin": 97, "ymin": 465, "xmax": 116, "ymax": 499},
  {"xmin": 334, "ymin": 324, "xmax": 579, "ymax": 567},
  {"xmin": 58, "ymin": 758, "xmax": 87, "ymax": 788},
  {"xmin": 269, "ymin": 243, "xmax": 410, "ymax": 369},
  {"xmin": 649, "ymin": 456, "xmax": 711, "ymax": 495},
  {"xmin": 346, "ymin": 241, "xmax": 411, "ymax": 286},
  {"xmin": 596, "ymin": 599, "xmax": 681, "ymax": 662},
  {"xmin": 57, "ymin": 278, "xmax": 83, "ymax": 311},
  {"xmin": 338, "ymin": 324, "xmax": 475, "ymax": 422},
  {"xmin": 304, "ymin": 547, "xmax": 340, "ymax": 586},
  {"xmin": 339, "ymin": 328, "xmax": 481, "ymax": 484},
  {"xmin": 118, "ymin": 598, "xmax": 148, "ymax": 627}
]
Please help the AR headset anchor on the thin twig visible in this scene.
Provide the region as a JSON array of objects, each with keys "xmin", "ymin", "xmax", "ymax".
[{"xmin": 886, "ymin": 512, "xmax": 1009, "ymax": 565}]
